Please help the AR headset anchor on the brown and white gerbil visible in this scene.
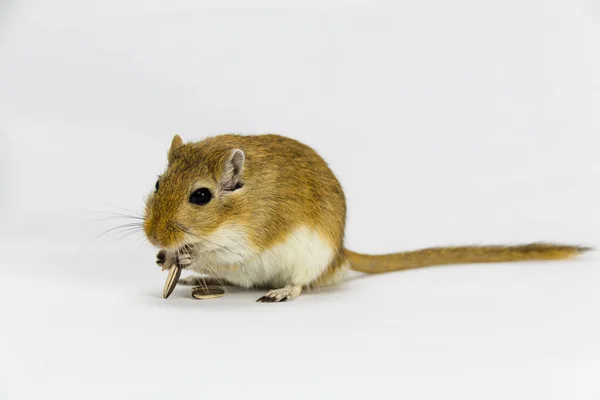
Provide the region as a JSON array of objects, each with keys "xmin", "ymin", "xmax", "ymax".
[{"xmin": 144, "ymin": 134, "xmax": 589, "ymax": 302}]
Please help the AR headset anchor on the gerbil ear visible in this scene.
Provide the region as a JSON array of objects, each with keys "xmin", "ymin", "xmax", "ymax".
[
  {"xmin": 221, "ymin": 149, "xmax": 245, "ymax": 191},
  {"xmin": 168, "ymin": 134, "xmax": 183, "ymax": 163}
]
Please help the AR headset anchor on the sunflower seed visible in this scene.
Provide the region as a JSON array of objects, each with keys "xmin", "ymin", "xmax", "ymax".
[
  {"xmin": 191, "ymin": 285, "xmax": 225, "ymax": 300},
  {"xmin": 163, "ymin": 264, "xmax": 181, "ymax": 299}
]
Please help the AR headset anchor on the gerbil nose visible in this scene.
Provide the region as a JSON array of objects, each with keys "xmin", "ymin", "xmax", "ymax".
[
  {"xmin": 144, "ymin": 215, "xmax": 168, "ymax": 247},
  {"xmin": 144, "ymin": 217, "xmax": 181, "ymax": 250}
]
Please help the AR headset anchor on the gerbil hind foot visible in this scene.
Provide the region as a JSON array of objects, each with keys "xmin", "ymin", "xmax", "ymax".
[{"xmin": 256, "ymin": 285, "xmax": 302, "ymax": 303}]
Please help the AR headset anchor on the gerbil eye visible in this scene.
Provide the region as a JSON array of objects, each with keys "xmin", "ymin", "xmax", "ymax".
[
  {"xmin": 155, "ymin": 180, "xmax": 160, "ymax": 192},
  {"xmin": 189, "ymin": 188, "xmax": 212, "ymax": 205}
]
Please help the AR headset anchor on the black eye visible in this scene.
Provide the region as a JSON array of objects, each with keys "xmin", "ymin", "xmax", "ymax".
[
  {"xmin": 155, "ymin": 180, "xmax": 160, "ymax": 192},
  {"xmin": 189, "ymin": 188, "xmax": 212, "ymax": 205}
]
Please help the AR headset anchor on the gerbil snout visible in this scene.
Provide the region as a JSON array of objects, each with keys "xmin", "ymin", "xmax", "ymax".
[{"xmin": 144, "ymin": 217, "xmax": 185, "ymax": 250}]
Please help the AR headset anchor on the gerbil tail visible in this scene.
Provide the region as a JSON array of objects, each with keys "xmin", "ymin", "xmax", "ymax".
[{"xmin": 345, "ymin": 243, "xmax": 591, "ymax": 274}]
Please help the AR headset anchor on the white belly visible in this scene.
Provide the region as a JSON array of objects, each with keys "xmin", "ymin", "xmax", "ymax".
[{"xmin": 187, "ymin": 225, "xmax": 335, "ymax": 288}]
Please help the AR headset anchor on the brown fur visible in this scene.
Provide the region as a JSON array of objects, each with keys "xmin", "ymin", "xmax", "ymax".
[
  {"xmin": 144, "ymin": 134, "xmax": 346, "ymax": 254},
  {"xmin": 346, "ymin": 244, "xmax": 590, "ymax": 274},
  {"xmin": 145, "ymin": 134, "xmax": 590, "ymax": 293}
]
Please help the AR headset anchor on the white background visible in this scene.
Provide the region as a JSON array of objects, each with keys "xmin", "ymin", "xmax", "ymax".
[{"xmin": 1, "ymin": 0, "xmax": 599, "ymax": 399}]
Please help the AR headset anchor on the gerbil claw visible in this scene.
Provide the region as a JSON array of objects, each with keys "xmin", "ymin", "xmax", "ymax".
[
  {"xmin": 157, "ymin": 250, "xmax": 176, "ymax": 271},
  {"xmin": 156, "ymin": 250, "xmax": 167, "ymax": 266},
  {"xmin": 256, "ymin": 295, "xmax": 284, "ymax": 303},
  {"xmin": 256, "ymin": 286, "xmax": 301, "ymax": 303},
  {"xmin": 256, "ymin": 296, "xmax": 275, "ymax": 303}
]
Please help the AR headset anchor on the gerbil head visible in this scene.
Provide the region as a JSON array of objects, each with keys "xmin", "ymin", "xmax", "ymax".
[{"xmin": 143, "ymin": 135, "xmax": 246, "ymax": 250}]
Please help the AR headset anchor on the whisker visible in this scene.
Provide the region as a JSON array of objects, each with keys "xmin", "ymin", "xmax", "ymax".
[
  {"xmin": 101, "ymin": 202, "xmax": 145, "ymax": 218},
  {"xmin": 115, "ymin": 228, "xmax": 145, "ymax": 242},
  {"xmin": 173, "ymin": 222, "xmax": 250, "ymax": 261},
  {"xmin": 176, "ymin": 240, "xmax": 230, "ymax": 294},
  {"xmin": 94, "ymin": 211, "xmax": 144, "ymax": 219},
  {"xmin": 89, "ymin": 215, "xmax": 145, "ymax": 222},
  {"xmin": 72, "ymin": 207, "xmax": 146, "ymax": 223},
  {"xmin": 133, "ymin": 235, "xmax": 151, "ymax": 250},
  {"xmin": 83, "ymin": 223, "xmax": 144, "ymax": 248},
  {"xmin": 181, "ymin": 245, "xmax": 208, "ymax": 293}
]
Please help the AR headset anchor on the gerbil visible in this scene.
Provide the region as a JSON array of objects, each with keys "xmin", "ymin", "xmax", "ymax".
[{"xmin": 144, "ymin": 134, "xmax": 589, "ymax": 302}]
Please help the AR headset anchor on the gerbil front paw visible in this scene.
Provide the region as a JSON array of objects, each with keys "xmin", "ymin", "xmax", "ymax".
[
  {"xmin": 176, "ymin": 253, "xmax": 193, "ymax": 268},
  {"xmin": 256, "ymin": 285, "xmax": 302, "ymax": 303},
  {"xmin": 172, "ymin": 244, "xmax": 194, "ymax": 269}
]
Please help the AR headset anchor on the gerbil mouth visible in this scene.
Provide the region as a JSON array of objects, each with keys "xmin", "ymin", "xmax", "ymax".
[
  {"xmin": 159, "ymin": 243, "xmax": 195, "ymax": 255},
  {"xmin": 174, "ymin": 242, "xmax": 212, "ymax": 258}
]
